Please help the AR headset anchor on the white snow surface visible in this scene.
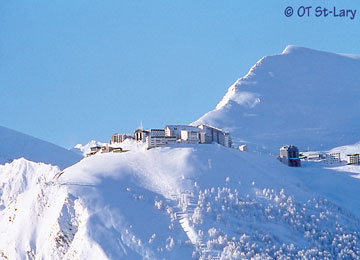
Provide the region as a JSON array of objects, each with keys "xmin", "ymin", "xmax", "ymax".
[
  {"xmin": 0, "ymin": 126, "xmax": 82, "ymax": 169},
  {"xmin": 325, "ymin": 142, "xmax": 360, "ymax": 179},
  {"xmin": 194, "ymin": 46, "xmax": 360, "ymax": 152},
  {"xmin": 2, "ymin": 140, "xmax": 360, "ymax": 259}
]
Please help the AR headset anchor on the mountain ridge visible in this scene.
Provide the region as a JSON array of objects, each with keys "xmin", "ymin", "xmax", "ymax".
[
  {"xmin": 0, "ymin": 125, "xmax": 82, "ymax": 169},
  {"xmin": 194, "ymin": 45, "xmax": 360, "ymax": 152}
]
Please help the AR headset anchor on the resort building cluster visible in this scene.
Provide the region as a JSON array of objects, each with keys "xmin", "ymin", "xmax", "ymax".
[
  {"xmin": 86, "ymin": 145, "xmax": 122, "ymax": 157},
  {"xmin": 86, "ymin": 124, "xmax": 232, "ymax": 157},
  {"xmin": 133, "ymin": 124, "xmax": 232, "ymax": 149},
  {"xmin": 278, "ymin": 145, "xmax": 360, "ymax": 167}
]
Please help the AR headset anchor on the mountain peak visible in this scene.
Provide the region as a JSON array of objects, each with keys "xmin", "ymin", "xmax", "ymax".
[
  {"xmin": 281, "ymin": 45, "xmax": 317, "ymax": 55},
  {"xmin": 281, "ymin": 45, "xmax": 360, "ymax": 60},
  {"xmin": 194, "ymin": 47, "xmax": 360, "ymax": 151}
]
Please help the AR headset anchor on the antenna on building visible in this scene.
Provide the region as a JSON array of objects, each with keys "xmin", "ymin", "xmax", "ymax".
[{"xmin": 140, "ymin": 120, "xmax": 143, "ymax": 130}]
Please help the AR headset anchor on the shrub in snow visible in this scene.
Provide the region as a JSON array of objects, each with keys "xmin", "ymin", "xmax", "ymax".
[
  {"xmin": 148, "ymin": 233, "xmax": 156, "ymax": 244},
  {"xmin": 165, "ymin": 236, "xmax": 174, "ymax": 251},
  {"xmin": 154, "ymin": 199, "xmax": 163, "ymax": 210},
  {"xmin": 191, "ymin": 206, "xmax": 203, "ymax": 224},
  {"xmin": 208, "ymin": 227, "xmax": 218, "ymax": 237},
  {"xmin": 198, "ymin": 229, "xmax": 203, "ymax": 237}
]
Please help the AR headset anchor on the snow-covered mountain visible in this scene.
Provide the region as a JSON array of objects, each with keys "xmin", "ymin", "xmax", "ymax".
[
  {"xmin": 194, "ymin": 46, "xmax": 360, "ymax": 152},
  {"xmin": 0, "ymin": 126, "xmax": 82, "ymax": 169},
  {"xmin": 2, "ymin": 142, "xmax": 360, "ymax": 259},
  {"xmin": 2, "ymin": 46, "xmax": 360, "ymax": 259},
  {"xmin": 70, "ymin": 140, "xmax": 108, "ymax": 157}
]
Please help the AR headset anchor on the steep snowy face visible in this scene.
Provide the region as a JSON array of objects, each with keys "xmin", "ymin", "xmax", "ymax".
[
  {"xmin": 2, "ymin": 144, "xmax": 360, "ymax": 259},
  {"xmin": 0, "ymin": 126, "xmax": 82, "ymax": 169},
  {"xmin": 0, "ymin": 159, "xmax": 106, "ymax": 260},
  {"xmin": 194, "ymin": 46, "xmax": 360, "ymax": 151}
]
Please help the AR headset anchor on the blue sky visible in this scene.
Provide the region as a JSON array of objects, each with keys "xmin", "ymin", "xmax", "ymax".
[{"xmin": 1, "ymin": 0, "xmax": 359, "ymax": 148}]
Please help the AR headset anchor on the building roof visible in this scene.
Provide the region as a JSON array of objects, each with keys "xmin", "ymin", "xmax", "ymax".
[
  {"xmin": 165, "ymin": 125, "xmax": 199, "ymax": 131},
  {"xmin": 134, "ymin": 129, "xmax": 150, "ymax": 133},
  {"xmin": 149, "ymin": 129, "xmax": 165, "ymax": 132},
  {"xmin": 112, "ymin": 133, "xmax": 133, "ymax": 136},
  {"xmin": 280, "ymin": 145, "xmax": 298, "ymax": 150},
  {"xmin": 197, "ymin": 124, "xmax": 230, "ymax": 134},
  {"xmin": 197, "ymin": 124, "xmax": 223, "ymax": 131}
]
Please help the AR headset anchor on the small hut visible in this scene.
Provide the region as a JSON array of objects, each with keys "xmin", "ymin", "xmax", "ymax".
[
  {"xmin": 238, "ymin": 144, "xmax": 248, "ymax": 152},
  {"xmin": 279, "ymin": 145, "xmax": 301, "ymax": 167}
]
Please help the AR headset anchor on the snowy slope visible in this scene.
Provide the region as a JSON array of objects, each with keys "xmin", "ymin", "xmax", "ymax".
[
  {"xmin": 193, "ymin": 46, "xmax": 360, "ymax": 152},
  {"xmin": 1, "ymin": 142, "xmax": 360, "ymax": 259},
  {"xmin": 0, "ymin": 158, "xmax": 106, "ymax": 259},
  {"xmin": 329, "ymin": 142, "xmax": 360, "ymax": 160},
  {"xmin": 0, "ymin": 126, "xmax": 82, "ymax": 169},
  {"xmin": 323, "ymin": 142, "xmax": 360, "ymax": 179},
  {"xmin": 70, "ymin": 140, "xmax": 108, "ymax": 157}
]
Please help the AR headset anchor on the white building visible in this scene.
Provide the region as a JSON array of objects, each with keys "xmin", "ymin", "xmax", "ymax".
[
  {"xmin": 86, "ymin": 145, "xmax": 102, "ymax": 157},
  {"xmin": 347, "ymin": 154, "xmax": 360, "ymax": 165},
  {"xmin": 112, "ymin": 147, "xmax": 122, "ymax": 153},
  {"xmin": 165, "ymin": 125, "xmax": 200, "ymax": 140},
  {"xmin": 134, "ymin": 129, "xmax": 165, "ymax": 143},
  {"xmin": 101, "ymin": 146, "xmax": 114, "ymax": 153},
  {"xmin": 279, "ymin": 145, "xmax": 301, "ymax": 167},
  {"xmin": 135, "ymin": 124, "xmax": 232, "ymax": 148},
  {"xmin": 307, "ymin": 154, "xmax": 322, "ymax": 161},
  {"xmin": 238, "ymin": 144, "xmax": 248, "ymax": 151},
  {"xmin": 197, "ymin": 124, "xmax": 232, "ymax": 147},
  {"xmin": 180, "ymin": 130, "xmax": 205, "ymax": 144},
  {"xmin": 134, "ymin": 129, "xmax": 149, "ymax": 142},
  {"xmin": 141, "ymin": 129, "xmax": 176, "ymax": 149},
  {"xmin": 325, "ymin": 153, "xmax": 341, "ymax": 164},
  {"xmin": 146, "ymin": 135, "xmax": 177, "ymax": 149},
  {"xmin": 110, "ymin": 133, "xmax": 133, "ymax": 144},
  {"xmin": 149, "ymin": 129, "xmax": 166, "ymax": 136},
  {"xmin": 223, "ymin": 132, "xmax": 232, "ymax": 148}
]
